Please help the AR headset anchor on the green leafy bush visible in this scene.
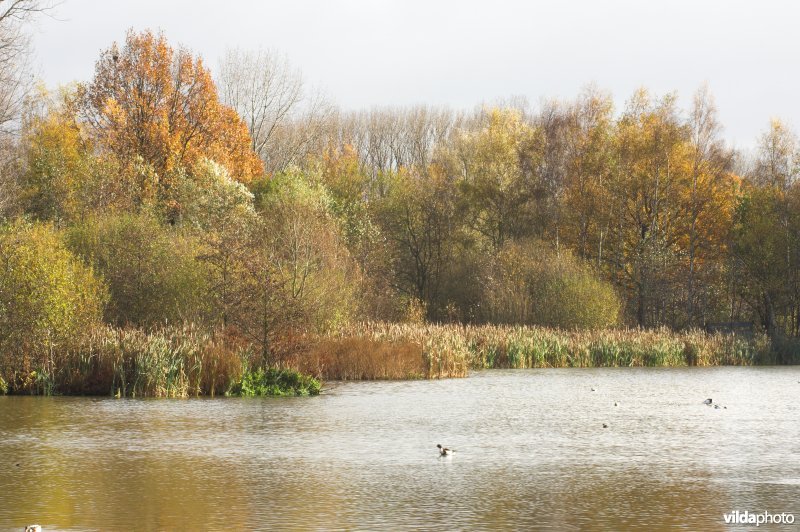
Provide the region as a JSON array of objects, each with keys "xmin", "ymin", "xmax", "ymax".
[
  {"xmin": 229, "ymin": 367, "xmax": 321, "ymax": 397},
  {"xmin": 484, "ymin": 239, "xmax": 621, "ymax": 329},
  {"xmin": 0, "ymin": 220, "xmax": 107, "ymax": 391},
  {"xmin": 67, "ymin": 213, "xmax": 210, "ymax": 327}
]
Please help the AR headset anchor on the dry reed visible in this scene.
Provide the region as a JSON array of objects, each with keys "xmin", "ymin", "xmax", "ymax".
[
  {"xmin": 288, "ymin": 337, "xmax": 428, "ymax": 380},
  {"xmin": 317, "ymin": 322, "xmax": 790, "ymax": 375}
]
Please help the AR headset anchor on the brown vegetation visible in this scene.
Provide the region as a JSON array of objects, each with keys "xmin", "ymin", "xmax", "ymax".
[{"xmin": 289, "ymin": 338, "xmax": 428, "ymax": 380}]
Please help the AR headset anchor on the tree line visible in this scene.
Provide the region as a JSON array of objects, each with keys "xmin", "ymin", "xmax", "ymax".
[{"xmin": 1, "ymin": 25, "xmax": 799, "ymax": 373}]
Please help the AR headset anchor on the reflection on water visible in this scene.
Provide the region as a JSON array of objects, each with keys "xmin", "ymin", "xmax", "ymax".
[{"xmin": 1, "ymin": 367, "xmax": 799, "ymax": 530}]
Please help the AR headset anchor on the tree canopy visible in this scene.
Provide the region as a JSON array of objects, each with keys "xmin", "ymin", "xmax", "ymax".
[{"xmin": 79, "ymin": 30, "xmax": 263, "ymax": 202}]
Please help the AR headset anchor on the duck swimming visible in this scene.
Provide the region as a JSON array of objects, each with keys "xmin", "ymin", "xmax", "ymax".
[
  {"xmin": 437, "ymin": 444, "xmax": 455, "ymax": 456},
  {"xmin": 703, "ymin": 398, "xmax": 713, "ymax": 405}
]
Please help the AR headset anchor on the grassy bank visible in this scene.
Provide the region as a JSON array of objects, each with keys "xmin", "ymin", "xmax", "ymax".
[
  {"xmin": 0, "ymin": 324, "xmax": 319, "ymax": 397},
  {"xmin": 312, "ymin": 322, "xmax": 800, "ymax": 379}
]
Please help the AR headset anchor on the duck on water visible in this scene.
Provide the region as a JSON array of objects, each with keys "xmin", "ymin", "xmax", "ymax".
[
  {"xmin": 704, "ymin": 398, "xmax": 727, "ymax": 409},
  {"xmin": 437, "ymin": 444, "xmax": 455, "ymax": 457}
]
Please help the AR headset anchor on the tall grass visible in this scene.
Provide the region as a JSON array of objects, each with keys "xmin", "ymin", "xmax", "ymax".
[
  {"xmin": 317, "ymin": 325, "xmax": 473, "ymax": 378},
  {"xmin": 287, "ymin": 337, "xmax": 429, "ymax": 380},
  {"xmin": 320, "ymin": 322, "xmax": 796, "ymax": 376},
  {"xmin": 2, "ymin": 324, "xmax": 284, "ymax": 397},
  {"xmin": 3, "ymin": 322, "xmax": 796, "ymax": 395},
  {"xmin": 73, "ymin": 324, "xmax": 247, "ymax": 397}
]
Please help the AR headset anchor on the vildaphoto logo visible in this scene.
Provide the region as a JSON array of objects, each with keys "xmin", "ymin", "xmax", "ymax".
[{"xmin": 723, "ymin": 510, "xmax": 795, "ymax": 526}]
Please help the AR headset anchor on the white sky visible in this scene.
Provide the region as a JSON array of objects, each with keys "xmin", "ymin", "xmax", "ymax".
[{"xmin": 30, "ymin": 0, "xmax": 799, "ymax": 148}]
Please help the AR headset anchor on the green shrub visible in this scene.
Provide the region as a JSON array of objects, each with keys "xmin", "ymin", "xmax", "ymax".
[
  {"xmin": 0, "ymin": 220, "xmax": 107, "ymax": 391},
  {"xmin": 228, "ymin": 367, "xmax": 321, "ymax": 397},
  {"xmin": 67, "ymin": 213, "xmax": 210, "ymax": 327},
  {"xmin": 484, "ymin": 240, "xmax": 621, "ymax": 329}
]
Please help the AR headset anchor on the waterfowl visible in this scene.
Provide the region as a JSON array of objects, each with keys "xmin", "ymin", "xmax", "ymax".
[
  {"xmin": 437, "ymin": 444, "xmax": 455, "ymax": 456},
  {"xmin": 614, "ymin": 401, "xmax": 619, "ymax": 407},
  {"xmin": 602, "ymin": 423, "xmax": 609, "ymax": 428},
  {"xmin": 703, "ymin": 398, "xmax": 713, "ymax": 405}
]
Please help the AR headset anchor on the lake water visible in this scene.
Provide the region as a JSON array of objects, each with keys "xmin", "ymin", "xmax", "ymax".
[{"xmin": 1, "ymin": 367, "xmax": 799, "ymax": 530}]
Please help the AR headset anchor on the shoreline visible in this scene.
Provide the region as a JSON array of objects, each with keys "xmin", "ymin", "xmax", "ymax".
[{"xmin": 3, "ymin": 322, "xmax": 798, "ymax": 397}]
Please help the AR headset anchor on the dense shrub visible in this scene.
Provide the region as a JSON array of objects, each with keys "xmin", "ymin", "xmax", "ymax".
[
  {"xmin": 0, "ymin": 220, "xmax": 107, "ymax": 391},
  {"xmin": 67, "ymin": 213, "xmax": 210, "ymax": 327},
  {"xmin": 228, "ymin": 367, "xmax": 321, "ymax": 396},
  {"xmin": 249, "ymin": 171, "xmax": 362, "ymax": 334},
  {"xmin": 484, "ymin": 240, "xmax": 621, "ymax": 328}
]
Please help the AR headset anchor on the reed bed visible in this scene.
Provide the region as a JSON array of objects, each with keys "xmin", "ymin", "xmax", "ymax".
[
  {"xmin": 323, "ymin": 322, "xmax": 794, "ymax": 376},
  {"xmin": 2, "ymin": 324, "xmax": 272, "ymax": 397},
  {"xmin": 321, "ymin": 326, "xmax": 472, "ymax": 378},
  {"xmin": 3, "ymin": 322, "xmax": 796, "ymax": 395},
  {"xmin": 74, "ymin": 324, "xmax": 248, "ymax": 397},
  {"xmin": 287, "ymin": 337, "xmax": 428, "ymax": 380}
]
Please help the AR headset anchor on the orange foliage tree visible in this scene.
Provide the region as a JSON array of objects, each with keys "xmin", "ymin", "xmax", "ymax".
[{"xmin": 79, "ymin": 30, "xmax": 263, "ymax": 199}]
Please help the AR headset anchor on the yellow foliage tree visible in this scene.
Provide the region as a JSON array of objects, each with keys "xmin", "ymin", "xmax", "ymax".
[
  {"xmin": 20, "ymin": 87, "xmax": 88, "ymax": 222},
  {"xmin": 453, "ymin": 107, "xmax": 543, "ymax": 250}
]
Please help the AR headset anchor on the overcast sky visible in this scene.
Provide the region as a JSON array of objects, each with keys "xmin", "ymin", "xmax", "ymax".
[{"xmin": 30, "ymin": 0, "xmax": 799, "ymax": 148}]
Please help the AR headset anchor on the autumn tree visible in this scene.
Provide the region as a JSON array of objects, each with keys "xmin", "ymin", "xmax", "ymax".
[
  {"xmin": 18, "ymin": 86, "xmax": 89, "ymax": 222},
  {"xmin": 373, "ymin": 166, "xmax": 463, "ymax": 318},
  {"xmin": 238, "ymin": 172, "xmax": 361, "ymax": 360},
  {"xmin": 79, "ymin": 30, "xmax": 263, "ymax": 210},
  {"xmin": 18, "ymin": 86, "xmax": 172, "ymax": 221},
  {"xmin": 732, "ymin": 120, "xmax": 800, "ymax": 335},
  {"xmin": 178, "ymin": 158, "xmax": 257, "ymax": 327},
  {"xmin": 534, "ymin": 99, "xmax": 572, "ymax": 249},
  {"xmin": 258, "ymin": 172, "xmax": 361, "ymax": 331},
  {"xmin": 559, "ymin": 88, "xmax": 616, "ymax": 261},
  {"xmin": 606, "ymin": 89, "xmax": 690, "ymax": 326},
  {"xmin": 681, "ymin": 86, "xmax": 735, "ymax": 326},
  {"xmin": 314, "ymin": 145, "xmax": 377, "ymax": 253},
  {"xmin": 449, "ymin": 108, "xmax": 544, "ymax": 251}
]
